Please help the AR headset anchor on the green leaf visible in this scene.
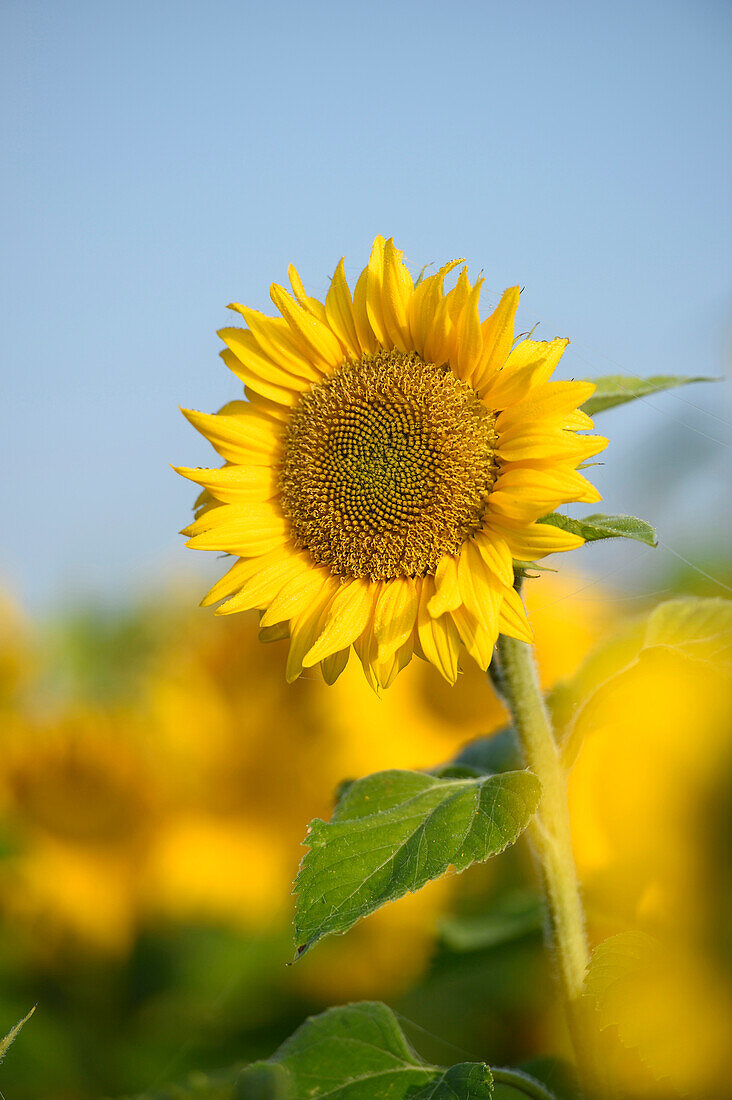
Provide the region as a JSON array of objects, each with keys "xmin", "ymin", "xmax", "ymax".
[
  {"xmin": 0, "ymin": 1005, "xmax": 35, "ymax": 1064},
  {"xmin": 236, "ymin": 1002, "xmax": 494, "ymax": 1098},
  {"xmin": 581, "ymin": 374, "xmax": 715, "ymax": 416},
  {"xmin": 294, "ymin": 768, "xmax": 541, "ymax": 956},
  {"xmin": 583, "ymin": 933, "xmax": 673, "ymax": 1087},
  {"xmin": 537, "ymin": 512, "xmax": 657, "ymax": 547},
  {"xmin": 449, "ymin": 728, "xmax": 523, "ymax": 776},
  {"xmin": 439, "ymin": 892, "xmax": 544, "ymax": 953},
  {"xmin": 584, "ymin": 932, "xmax": 659, "ymax": 1014},
  {"xmin": 124, "ymin": 1068, "xmax": 246, "ymax": 1100}
]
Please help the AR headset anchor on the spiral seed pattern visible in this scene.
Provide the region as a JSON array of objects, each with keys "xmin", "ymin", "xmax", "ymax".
[{"xmin": 279, "ymin": 350, "xmax": 498, "ymax": 580}]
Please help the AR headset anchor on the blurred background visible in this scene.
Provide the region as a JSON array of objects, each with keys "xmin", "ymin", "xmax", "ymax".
[{"xmin": 1, "ymin": 1, "xmax": 730, "ymax": 1097}]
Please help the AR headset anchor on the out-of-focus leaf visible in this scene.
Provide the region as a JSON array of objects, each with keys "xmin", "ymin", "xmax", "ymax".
[
  {"xmin": 492, "ymin": 1065, "xmax": 567, "ymax": 1099},
  {"xmin": 0, "ymin": 1005, "xmax": 35, "ymax": 1064},
  {"xmin": 439, "ymin": 892, "xmax": 543, "ymax": 952},
  {"xmin": 584, "ymin": 934, "xmax": 668, "ymax": 1081},
  {"xmin": 236, "ymin": 1002, "xmax": 494, "ymax": 1098},
  {"xmin": 294, "ymin": 769, "xmax": 540, "ymax": 956},
  {"xmin": 557, "ymin": 597, "xmax": 732, "ymax": 766},
  {"xmin": 585, "ymin": 932, "xmax": 732, "ymax": 1096},
  {"xmin": 124, "ymin": 1068, "xmax": 245, "ymax": 1100},
  {"xmin": 581, "ymin": 374, "xmax": 715, "ymax": 416},
  {"xmin": 514, "ymin": 1058, "xmax": 580, "ymax": 1100},
  {"xmin": 538, "ymin": 513, "xmax": 657, "ymax": 548},
  {"xmin": 448, "ymin": 728, "xmax": 523, "ymax": 776},
  {"xmin": 644, "ymin": 597, "xmax": 732, "ymax": 670},
  {"xmin": 584, "ymin": 933, "xmax": 659, "ymax": 1006}
]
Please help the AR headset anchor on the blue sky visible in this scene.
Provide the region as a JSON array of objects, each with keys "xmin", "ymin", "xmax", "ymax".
[{"xmin": 2, "ymin": 0, "xmax": 730, "ymax": 612}]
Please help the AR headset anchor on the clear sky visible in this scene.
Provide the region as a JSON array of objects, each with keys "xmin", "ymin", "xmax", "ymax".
[{"xmin": 2, "ymin": 0, "xmax": 730, "ymax": 612}]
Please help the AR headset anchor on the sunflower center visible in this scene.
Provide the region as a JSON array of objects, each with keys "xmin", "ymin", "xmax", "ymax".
[{"xmin": 279, "ymin": 350, "xmax": 498, "ymax": 580}]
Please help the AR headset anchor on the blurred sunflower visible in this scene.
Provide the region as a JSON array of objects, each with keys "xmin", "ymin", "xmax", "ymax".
[
  {"xmin": 565, "ymin": 600, "xmax": 732, "ymax": 1096},
  {"xmin": 178, "ymin": 236, "xmax": 606, "ymax": 687},
  {"xmin": 0, "ymin": 710, "xmax": 156, "ymax": 956}
]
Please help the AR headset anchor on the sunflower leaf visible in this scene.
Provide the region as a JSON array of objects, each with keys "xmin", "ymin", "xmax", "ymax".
[
  {"xmin": 580, "ymin": 374, "xmax": 716, "ymax": 416},
  {"xmin": 0, "ymin": 1006, "xmax": 35, "ymax": 1065},
  {"xmin": 555, "ymin": 597, "xmax": 732, "ymax": 767},
  {"xmin": 537, "ymin": 512, "xmax": 657, "ymax": 547},
  {"xmin": 584, "ymin": 933, "xmax": 675, "ymax": 1086},
  {"xmin": 294, "ymin": 769, "xmax": 540, "ymax": 956},
  {"xmin": 235, "ymin": 1002, "xmax": 495, "ymax": 1098}
]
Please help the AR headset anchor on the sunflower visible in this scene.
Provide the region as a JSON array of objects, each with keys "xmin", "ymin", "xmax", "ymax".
[{"xmin": 177, "ymin": 237, "xmax": 606, "ymax": 688}]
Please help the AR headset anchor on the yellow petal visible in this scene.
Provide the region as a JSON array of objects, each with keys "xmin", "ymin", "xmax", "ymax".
[
  {"xmin": 325, "ymin": 258, "xmax": 361, "ymax": 359},
  {"xmin": 352, "ymin": 265, "xmax": 378, "ymax": 354},
  {"xmin": 407, "ymin": 259, "xmax": 464, "ymax": 357},
  {"xmin": 321, "ymin": 648, "xmax": 350, "ymax": 685},
  {"xmin": 473, "ymin": 530, "xmax": 515, "ymax": 585},
  {"xmin": 482, "ymin": 338, "xmax": 569, "ymax": 408},
  {"xmin": 215, "ymin": 549, "xmax": 304, "ymax": 615},
  {"xmin": 222, "ymin": 349, "xmax": 300, "ymax": 407},
  {"xmin": 416, "ymin": 578, "xmax": 460, "ymax": 684},
  {"xmin": 365, "ymin": 235, "xmax": 389, "ymax": 347},
  {"xmin": 454, "ymin": 277, "xmax": 485, "ymax": 381},
  {"xmin": 488, "ymin": 467, "xmax": 602, "ymax": 523},
  {"xmin": 496, "ymin": 429, "xmax": 608, "ymax": 465},
  {"xmin": 422, "ymin": 276, "xmax": 456, "ymax": 367},
  {"xmin": 260, "ymin": 566, "xmax": 331, "ymax": 627},
  {"xmin": 259, "ymin": 621, "xmax": 290, "ymax": 643},
  {"xmin": 185, "ymin": 504, "xmax": 288, "ymax": 556},
  {"xmin": 564, "ymin": 408, "xmax": 594, "ymax": 430},
  {"xmin": 472, "ymin": 286, "xmax": 520, "ymax": 391},
  {"xmin": 286, "ymin": 582, "xmax": 339, "ymax": 683},
  {"xmin": 181, "ymin": 404, "xmax": 281, "ymax": 465},
  {"xmin": 427, "ymin": 555, "xmax": 462, "ymax": 616},
  {"xmin": 288, "ymin": 264, "xmax": 328, "ymax": 322},
  {"xmin": 450, "ymin": 604, "xmax": 495, "ymax": 670},
  {"xmin": 457, "ymin": 542, "xmax": 503, "ymax": 637},
  {"xmin": 446, "ymin": 267, "xmax": 472, "ymax": 325},
  {"xmin": 228, "ymin": 306, "xmax": 323, "ymax": 381},
  {"xmin": 380, "ymin": 237, "xmax": 414, "ymax": 352},
  {"xmin": 496, "ymin": 381, "xmax": 597, "ymax": 433},
  {"xmin": 374, "ymin": 638, "xmax": 414, "ymax": 689},
  {"xmin": 175, "ymin": 464, "xmax": 279, "ymax": 504},
  {"xmin": 486, "ymin": 517, "xmax": 585, "ymax": 559},
  {"xmin": 373, "ymin": 577, "xmax": 418, "ymax": 662},
  {"xmin": 200, "ymin": 555, "xmax": 262, "ymax": 607},
  {"xmin": 303, "ymin": 579, "xmax": 375, "ymax": 666},
  {"xmin": 219, "ymin": 326, "xmax": 315, "ymax": 389},
  {"xmin": 243, "ymin": 386, "xmax": 292, "ymax": 422},
  {"xmin": 498, "ymin": 585, "xmax": 534, "ymax": 643},
  {"xmin": 353, "ymin": 602, "xmax": 379, "ymax": 693},
  {"xmin": 270, "ymin": 283, "xmax": 345, "ymax": 370}
]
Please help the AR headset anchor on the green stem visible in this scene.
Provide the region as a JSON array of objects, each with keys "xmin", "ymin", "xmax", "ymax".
[
  {"xmin": 496, "ymin": 632, "xmax": 592, "ymax": 1088},
  {"xmin": 491, "ymin": 1066, "xmax": 560, "ymax": 1099}
]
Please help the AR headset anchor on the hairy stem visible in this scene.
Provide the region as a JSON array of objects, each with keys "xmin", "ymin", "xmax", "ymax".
[{"xmin": 496, "ymin": 632, "xmax": 594, "ymax": 1090}]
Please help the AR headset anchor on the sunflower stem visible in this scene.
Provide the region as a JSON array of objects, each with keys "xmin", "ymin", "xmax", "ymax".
[{"xmin": 496, "ymin": 632, "xmax": 596, "ymax": 1095}]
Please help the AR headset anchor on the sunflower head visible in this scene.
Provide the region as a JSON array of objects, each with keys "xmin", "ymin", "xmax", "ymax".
[{"xmin": 177, "ymin": 237, "xmax": 606, "ymax": 688}]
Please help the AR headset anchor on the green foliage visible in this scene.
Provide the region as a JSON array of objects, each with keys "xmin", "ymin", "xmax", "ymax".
[
  {"xmin": 129, "ymin": 1069, "xmax": 244, "ymax": 1100},
  {"xmin": 294, "ymin": 769, "xmax": 541, "ymax": 956},
  {"xmin": 537, "ymin": 512, "xmax": 657, "ymax": 547},
  {"xmin": 439, "ymin": 892, "xmax": 544, "ymax": 953},
  {"xmin": 0, "ymin": 1005, "xmax": 35, "ymax": 1065},
  {"xmin": 448, "ymin": 728, "xmax": 523, "ymax": 776},
  {"xmin": 580, "ymin": 374, "xmax": 715, "ymax": 416},
  {"xmin": 237, "ymin": 1002, "xmax": 494, "ymax": 1098}
]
